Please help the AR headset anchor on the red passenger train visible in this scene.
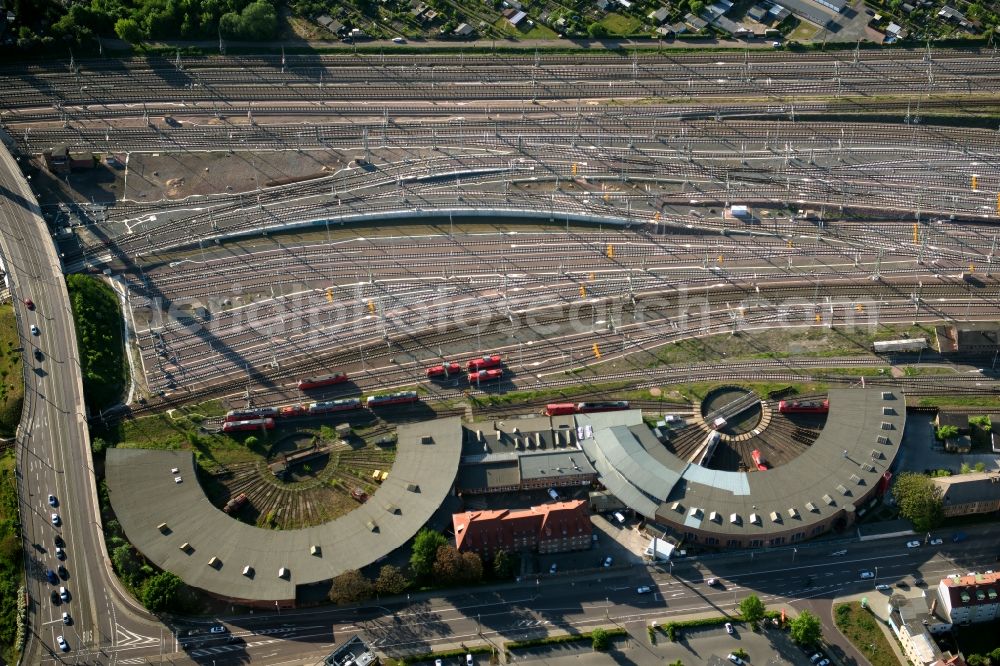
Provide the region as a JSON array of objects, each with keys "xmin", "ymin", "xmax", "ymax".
[
  {"xmin": 777, "ymin": 399, "xmax": 829, "ymax": 414},
  {"xmin": 366, "ymin": 391, "xmax": 420, "ymax": 408},
  {"xmin": 308, "ymin": 398, "xmax": 363, "ymax": 415},
  {"xmin": 297, "ymin": 372, "xmax": 348, "ymax": 391},
  {"xmin": 222, "ymin": 417, "xmax": 275, "ymax": 433},
  {"xmin": 224, "ymin": 407, "xmax": 279, "ymax": 422}
]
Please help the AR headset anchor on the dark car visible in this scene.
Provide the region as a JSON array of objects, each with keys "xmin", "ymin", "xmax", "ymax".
[
  {"xmin": 57, "ymin": 565, "xmax": 68, "ymax": 580},
  {"xmin": 34, "ymin": 349, "xmax": 43, "ymax": 362},
  {"xmin": 23, "ymin": 299, "xmax": 34, "ymax": 310},
  {"xmin": 45, "ymin": 570, "xmax": 58, "ymax": 585},
  {"xmin": 50, "ymin": 590, "xmax": 60, "ymax": 605}
]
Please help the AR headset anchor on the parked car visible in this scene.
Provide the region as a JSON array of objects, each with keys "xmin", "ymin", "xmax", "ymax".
[
  {"xmin": 728, "ymin": 654, "xmax": 746, "ymax": 665},
  {"xmin": 209, "ymin": 626, "xmax": 227, "ymax": 634},
  {"xmin": 930, "ymin": 538, "xmax": 943, "ymax": 545},
  {"xmin": 51, "ymin": 513, "xmax": 60, "ymax": 526},
  {"xmin": 603, "ymin": 556, "xmax": 613, "ymax": 568},
  {"xmin": 636, "ymin": 586, "xmax": 652, "ymax": 594},
  {"xmin": 62, "ymin": 612, "xmax": 71, "ymax": 625},
  {"xmin": 30, "ymin": 324, "xmax": 39, "ymax": 336},
  {"xmin": 45, "ymin": 570, "xmax": 58, "ymax": 585},
  {"xmin": 725, "ymin": 622, "xmax": 734, "ymax": 634},
  {"xmin": 59, "ymin": 586, "xmax": 69, "ymax": 602},
  {"xmin": 56, "ymin": 635, "xmax": 69, "ymax": 652},
  {"xmin": 23, "ymin": 298, "xmax": 34, "ymax": 310},
  {"xmin": 707, "ymin": 578, "xmax": 719, "ymax": 586},
  {"xmin": 810, "ymin": 653, "xmax": 824, "ymax": 664},
  {"xmin": 549, "ymin": 563, "xmax": 557, "ymax": 574},
  {"xmin": 55, "ymin": 547, "xmax": 65, "ymax": 560},
  {"xmin": 466, "ymin": 654, "xmax": 474, "ymax": 665},
  {"xmin": 875, "ymin": 584, "xmax": 891, "ymax": 591},
  {"xmin": 48, "ymin": 494, "xmax": 57, "ymax": 507},
  {"xmin": 57, "ymin": 565, "xmax": 68, "ymax": 580}
]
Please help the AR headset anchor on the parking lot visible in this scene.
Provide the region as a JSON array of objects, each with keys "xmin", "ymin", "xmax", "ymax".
[{"xmin": 503, "ymin": 621, "xmax": 817, "ymax": 665}]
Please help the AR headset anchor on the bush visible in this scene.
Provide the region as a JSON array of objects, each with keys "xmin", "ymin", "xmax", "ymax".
[
  {"xmin": 66, "ymin": 275, "xmax": 126, "ymax": 412},
  {"xmin": 591, "ymin": 627, "xmax": 610, "ymax": 651}
]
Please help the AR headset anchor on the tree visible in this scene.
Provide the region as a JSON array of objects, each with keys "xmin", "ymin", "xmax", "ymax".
[
  {"xmin": 789, "ymin": 610, "xmax": 822, "ymax": 646},
  {"xmin": 936, "ymin": 424, "xmax": 959, "ymax": 440},
  {"xmin": 114, "ymin": 17, "xmax": 144, "ymax": 43},
  {"xmin": 433, "ymin": 545, "xmax": 483, "ymax": 585},
  {"xmin": 220, "ymin": 0, "xmax": 277, "ymax": 40},
  {"xmin": 689, "ymin": 0, "xmax": 705, "ymax": 15},
  {"xmin": 738, "ymin": 594, "xmax": 766, "ymax": 624},
  {"xmin": 141, "ymin": 571, "xmax": 184, "ymax": 613},
  {"xmin": 329, "ymin": 569, "xmax": 374, "ymax": 604},
  {"xmin": 91, "ymin": 437, "xmax": 109, "ymax": 455},
  {"xmin": 492, "ymin": 550, "xmax": 519, "ymax": 580},
  {"xmin": 591, "ymin": 627, "xmax": 610, "ymax": 651},
  {"xmin": 244, "ymin": 435, "xmax": 258, "ymax": 448},
  {"xmin": 375, "ymin": 565, "xmax": 409, "ymax": 595},
  {"xmin": 112, "ymin": 544, "xmax": 143, "ymax": 586},
  {"xmin": 587, "ymin": 21, "xmax": 609, "ymax": 37},
  {"xmin": 969, "ymin": 415, "xmax": 991, "ymax": 431},
  {"xmin": 410, "ymin": 528, "xmax": 447, "ymax": 580},
  {"xmin": 892, "ymin": 472, "xmax": 944, "ymax": 532}
]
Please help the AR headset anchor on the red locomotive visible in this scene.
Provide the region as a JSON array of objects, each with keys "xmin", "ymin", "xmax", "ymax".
[
  {"xmin": 466, "ymin": 354, "xmax": 502, "ymax": 371},
  {"xmin": 222, "ymin": 417, "xmax": 275, "ymax": 433},
  {"xmin": 543, "ymin": 401, "xmax": 630, "ymax": 416},
  {"xmin": 426, "ymin": 362, "xmax": 462, "ymax": 379},
  {"xmin": 777, "ymin": 399, "xmax": 829, "ymax": 414},
  {"xmin": 297, "ymin": 372, "xmax": 348, "ymax": 391},
  {"xmin": 751, "ymin": 449, "xmax": 769, "ymax": 471},
  {"xmin": 544, "ymin": 403, "xmax": 578, "ymax": 416},
  {"xmin": 468, "ymin": 368, "xmax": 503, "ymax": 383}
]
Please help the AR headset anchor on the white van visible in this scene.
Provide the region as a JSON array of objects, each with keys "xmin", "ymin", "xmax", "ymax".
[
  {"xmin": 613, "ymin": 512, "xmax": 626, "ymax": 524},
  {"xmin": 547, "ymin": 488, "xmax": 560, "ymax": 501}
]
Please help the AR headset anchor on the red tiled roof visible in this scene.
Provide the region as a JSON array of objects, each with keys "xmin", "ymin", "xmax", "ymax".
[
  {"xmin": 453, "ymin": 500, "xmax": 591, "ymax": 553},
  {"xmin": 942, "ymin": 571, "xmax": 1000, "ymax": 608}
]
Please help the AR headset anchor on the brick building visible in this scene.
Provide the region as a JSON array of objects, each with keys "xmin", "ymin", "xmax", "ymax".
[
  {"xmin": 931, "ymin": 473, "xmax": 1000, "ymax": 518},
  {"xmin": 452, "ymin": 500, "xmax": 592, "ymax": 560}
]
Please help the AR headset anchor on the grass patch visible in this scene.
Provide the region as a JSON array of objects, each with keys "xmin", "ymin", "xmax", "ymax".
[
  {"xmin": 506, "ymin": 626, "xmax": 627, "ymax": 650},
  {"xmin": 389, "ymin": 644, "xmax": 496, "ymax": 665},
  {"xmin": 493, "ymin": 19, "xmax": 559, "ymax": 39},
  {"xmin": 67, "ymin": 275, "xmax": 127, "ymax": 412},
  {"xmin": 833, "ymin": 602, "xmax": 899, "ymax": 666},
  {"xmin": 0, "ymin": 305, "xmax": 24, "ymax": 438},
  {"xmin": 0, "ymin": 452, "xmax": 25, "ymax": 663},
  {"xmin": 470, "ymin": 380, "xmax": 636, "ymax": 408},
  {"xmin": 598, "ymin": 12, "xmax": 643, "ymax": 35},
  {"xmin": 916, "ymin": 395, "xmax": 1000, "ymax": 408}
]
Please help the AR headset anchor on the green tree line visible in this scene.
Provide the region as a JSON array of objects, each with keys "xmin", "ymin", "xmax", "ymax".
[{"xmin": 66, "ymin": 275, "xmax": 126, "ymax": 412}]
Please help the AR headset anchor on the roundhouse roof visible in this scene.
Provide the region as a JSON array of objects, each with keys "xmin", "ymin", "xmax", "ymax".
[{"xmin": 107, "ymin": 417, "xmax": 463, "ymax": 602}]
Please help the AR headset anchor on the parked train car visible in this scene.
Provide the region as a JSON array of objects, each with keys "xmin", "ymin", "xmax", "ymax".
[
  {"xmin": 222, "ymin": 417, "xmax": 275, "ymax": 433},
  {"xmin": 466, "ymin": 354, "xmax": 502, "ymax": 371},
  {"xmin": 469, "ymin": 368, "xmax": 503, "ymax": 383},
  {"xmin": 777, "ymin": 399, "xmax": 830, "ymax": 414},
  {"xmin": 223, "ymin": 493, "xmax": 248, "ymax": 515},
  {"xmin": 872, "ymin": 338, "xmax": 929, "ymax": 354},
  {"xmin": 426, "ymin": 362, "xmax": 462, "ymax": 379},
  {"xmin": 366, "ymin": 391, "xmax": 419, "ymax": 408},
  {"xmin": 576, "ymin": 401, "xmax": 630, "ymax": 414},
  {"xmin": 544, "ymin": 403, "xmax": 578, "ymax": 416},
  {"xmin": 297, "ymin": 372, "xmax": 348, "ymax": 391},
  {"xmin": 278, "ymin": 404, "xmax": 309, "ymax": 418},
  {"xmin": 308, "ymin": 398, "xmax": 363, "ymax": 415},
  {"xmin": 751, "ymin": 449, "xmax": 769, "ymax": 471},
  {"xmin": 698, "ymin": 431, "xmax": 721, "ymax": 466},
  {"xmin": 224, "ymin": 407, "xmax": 279, "ymax": 422}
]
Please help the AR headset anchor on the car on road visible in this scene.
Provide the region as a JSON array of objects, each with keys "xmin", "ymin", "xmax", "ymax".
[
  {"xmin": 771, "ymin": 41, "xmax": 781, "ymax": 47},
  {"xmin": 549, "ymin": 563, "xmax": 557, "ymax": 574},
  {"xmin": 466, "ymin": 654, "xmax": 474, "ymax": 665},
  {"xmin": 875, "ymin": 584, "xmax": 891, "ymax": 591},
  {"xmin": 859, "ymin": 570, "xmax": 875, "ymax": 579},
  {"xmin": 51, "ymin": 513, "xmax": 60, "ymax": 526},
  {"xmin": 725, "ymin": 622, "xmax": 734, "ymax": 634},
  {"xmin": 56, "ymin": 635, "xmax": 69, "ymax": 652},
  {"xmin": 57, "ymin": 565, "xmax": 68, "ymax": 580},
  {"xmin": 23, "ymin": 298, "xmax": 34, "ymax": 310},
  {"xmin": 817, "ymin": 660, "xmax": 830, "ymax": 666},
  {"xmin": 59, "ymin": 586, "xmax": 69, "ymax": 602},
  {"xmin": 930, "ymin": 538, "xmax": 943, "ymax": 545},
  {"xmin": 728, "ymin": 654, "xmax": 746, "ymax": 665},
  {"xmin": 55, "ymin": 547, "xmax": 65, "ymax": 560},
  {"xmin": 30, "ymin": 324, "xmax": 39, "ymax": 336},
  {"xmin": 636, "ymin": 586, "xmax": 652, "ymax": 594},
  {"xmin": 810, "ymin": 653, "xmax": 824, "ymax": 663},
  {"xmin": 48, "ymin": 494, "xmax": 58, "ymax": 507},
  {"xmin": 906, "ymin": 540, "xmax": 920, "ymax": 548},
  {"xmin": 209, "ymin": 625, "xmax": 227, "ymax": 634},
  {"xmin": 435, "ymin": 660, "xmax": 442, "ymax": 666},
  {"xmin": 34, "ymin": 348, "xmax": 43, "ymax": 362},
  {"xmin": 62, "ymin": 612, "xmax": 71, "ymax": 625},
  {"xmin": 392, "ymin": 37, "xmax": 405, "ymax": 43},
  {"xmin": 603, "ymin": 556, "xmax": 613, "ymax": 567},
  {"xmin": 45, "ymin": 570, "xmax": 58, "ymax": 584},
  {"xmin": 830, "ymin": 549, "xmax": 847, "ymax": 556}
]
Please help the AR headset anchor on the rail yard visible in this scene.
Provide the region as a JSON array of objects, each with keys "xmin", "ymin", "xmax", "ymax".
[{"xmin": 3, "ymin": 45, "xmax": 1000, "ymax": 666}]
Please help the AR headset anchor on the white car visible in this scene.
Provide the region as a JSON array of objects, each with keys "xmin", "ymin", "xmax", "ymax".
[
  {"xmin": 51, "ymin": 513, "xmax": 60, "ymax": 527},
  {"xmin": 810, "ymin": 654, "xmax": 824, "ymax": 663},
  {"xmin": 603, "ymin": 556, "xmax": 613, "ymax": 567},
  {"xmin": 209, "ymin": 625, "xmax": 227, "ymax": 634},
  {"xmin": 466, "ymin": 654, "xmax": 474, "ymax": 665},
  {"xmin": 725, "ymin": 622, "xmax": 734, "ymax": 634},
  {"xmin": 906, "ymin": 540, "xmax": 920, "ymax": 548},
  {"xmin": 860, "ymin": 570, "xmax": 875, "ymax": 579},
  {"xmin": 30, "ymin": 324, "xmax": 39, "ymax": 336},
  {"xmin": 59, "ymin": 586, "xmax": 69, "ymax": 602},
  {"xmin": 435, "ymin": 660, "xmax": 443, "ymax": 666},
  {"xmin": 48, "ymin": 494, "xmax": 58, "ymax": 507},
  {"xmin": 549, "ymin": 563, "xmax": 557, "ymax": 574},
  {"xmin": 636, "ymin": 586, "xmax": 652, "ymax": 594},
  {"xmin": 930, "ymin": 538, "xmax": 943, "ymax": 545},
  {"xmin": 392, "ymin": 37, "xmax": 405, "ymax": 43},
  {"xmin": 707, "ymin": 577, "xmax": 719, "ymax": 586},
  {"xmin": 56, "ymin": 635, "xmax": 69, "ymax": 651},
  {"xmin": 62, "ymin": 611, "xmax": 71, "ymax": 625},
  {"xmin": 817, "ymin": 660, "xmax": 830, "ymax": 666},
  {"xmin": 728, "ymin": 654, "xmax": 746, "ymax": 665},
  {"xmin": 875, "ymin": 584, "xmax": 891, "ymax": 591}
]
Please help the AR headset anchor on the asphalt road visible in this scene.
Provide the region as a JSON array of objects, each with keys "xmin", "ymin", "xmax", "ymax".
[{"xmin": 0, "ymin": 143, "xmax": 165, "ymax": 663}]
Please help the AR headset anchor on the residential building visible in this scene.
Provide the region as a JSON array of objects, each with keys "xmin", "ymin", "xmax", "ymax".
[
  {"xmin": 453, "ymin": 23, "xmax": 475, "ymax": 37},
  {"xmin": 888, "ymin": 594, "xmax": 952, "ymax": 666},
  {"xmin": 649, "ymin": 7, "xmax": 670, "ymax": 23},
  {"xmin": 937, "ymin": 572, "xmax": 1000, "ymax": 624},
  {"xmin": 936, "ymin": 323, "xmax": 1000, "ymax": 355},
  {"xmin": 453, "ymin": 500, "xmax": 593, "ymax": 559},
  {"xmin": 316, "ymin": 15, "xmax": 345, "ymax": 35},
  {"xmin": 931, "ymin": 473, "xmax": 1000, "ymax": 517},
  {"xmin": 936, "ymin": 411, "xmax": 970, "ymax": 436}
]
